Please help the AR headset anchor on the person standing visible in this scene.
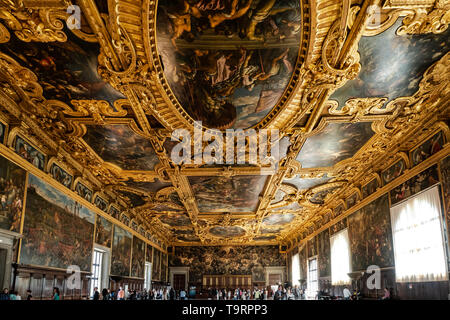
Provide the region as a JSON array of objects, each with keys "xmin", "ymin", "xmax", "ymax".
[
  {"xmin": 93, "ymin": 287, "xmax": 100, "ymax": 300},
  {"xmin": 179, "ymin": 289, "xmax": 186, "ymax": 300},
  {"xmin": 343, "ymin": 287, "xmax": 351, "ymax": 300},
  {"xmin": 0, "ymin": 288, "xmax": 9, "ymax": 300},
  {"xmin": 52, "ymin": 287, "xmax": 60, "ymax": 300},
  {"xmin": 117, "ymin": 287, "xmax": 125, "ymax": 300},
  {"xmin": 26, "ymin": 290, "xmax": 32, "ymax": 300}
]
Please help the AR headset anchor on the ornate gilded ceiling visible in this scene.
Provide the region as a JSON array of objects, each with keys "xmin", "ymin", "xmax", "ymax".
[{"xmin": 0, "ymin": 0, "xmax": 449, "ymax": 249}]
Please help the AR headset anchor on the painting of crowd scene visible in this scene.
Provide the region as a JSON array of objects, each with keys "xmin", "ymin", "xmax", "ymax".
[
  {"xmin": 21, "ymin": 174, "xmax": 95, "ymax": 271},
  {"xmin": 83, "ymin": 125, "xmax": 160, "ymax": 171},
  {"xmin": 347, "ymin": 194, "xmax": 394, "ymax": 272},
  {"xmin": 390, "ymin": 165, "xmax": 439, "ymax": 205},
  {"xmin": 50, "ymin": 163, "xmax": 73, "ymax": 188},
  {"xmin": 111, "ymin": 226, "xmax": 132, "ymax": 276},
  {"xmin": 307, "ymin": 237, "xmax": 317, "ymax": 258},
  {"xmin": 296, "ymin": 122, "xmax": 375, "ymax": 168},
  {"xmin": 330, "ymin": 19, "xmax": 450, "ymax": 109},
  {"xmin": 0, "ymin": 32, "xmax": 124, "ymax": 107},
  {"xmin": 94, "ymin": 195, "xmax": 108, "ymax": 212},
  {"xmin": 0, "ymin": 155, "xmax": 26, "ymax": 232},
  {"xmin": 317, "ymin": 229, "xmax": 330, "ymax": 278},
  {"xmin": 382, "ymin": 159, "xmax": 406, "ymax": 185},
  {"xmin": 94, "ymin": 214, "xmax": 112, "ymax": 248},
  {"xmin": 189, "ymin": 175, "xmax": 268, "ymax": 212},
  {"xmin": 14, "ymin": 136, "xmax": 45, "ymax": 170},
  {"xmin": 156, "ymin": 0, "xmax": 301, "ymax": 129},
  {"xmin": 362, "ymin": 178, "xmax": 378, "ymax": 198},
  {"xmin": 131, "ymin": 236, "xmax": 146, "ymax": 278},
  {"xmin": 75, "ymin": 181, "xmax": 93, "ymax": 202},
  {"xmin": 152, "ymin": 249, "xmax": 161, "ymax": 280},
  {"xmin": 169, "ymin": 246, "xmax": 285, "ymax": 284},
  {"xmin": 410, "ymin": 131, "xmax": 444, "ymax": 167},
  {"xmin": 440, "ymin": 156, "xmax": 450, "ymax": 237}
]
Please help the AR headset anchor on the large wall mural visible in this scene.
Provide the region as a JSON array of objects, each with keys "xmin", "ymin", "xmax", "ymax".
[
  {"xmin": 347, "ymin": 194, "xmax": 394, "ymax": 272},
  {"xmin": 317, "ymin": 229, "xmax": 330, "ymax": 278},
  {"xmin": 330, "ymin": 19, "xmax": 450, "ymax": 108},
  {"xmin": 21, "ymin": 175, "xmax": 95, "ymax": 271},
  {"xmin": 189, "ymin": 175, "xmax": 268, "ymax": 212},
  {"xmin": 131, "ymin": 236, "xmax": 146, "ymax": 278},
  {"xmin": 83, "ymin": 125, "xmax": 160, "ymax": 171},
  {"xmin": 169, "ymin": 245, "xmax": 285, "ymax": 284},
  {"xmin": 0, "ymin": 33, "xmax": 124, "ymax": 106},
  {"xmin": 156, "ymin": 0, "xmax": 301, "ymax": 129},
  {"xmin": 296, "ymin": 122, "xmax": 375, "ymax": 168},
  {"xmin": 111, "ymin": 225, "xmax": 132, "ymax": 276},
  {"xmin": 0, "ymin": 155, "xmax": 27, "ymax": 232}
]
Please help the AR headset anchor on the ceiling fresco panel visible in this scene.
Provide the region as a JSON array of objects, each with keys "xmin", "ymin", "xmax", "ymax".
[
  {"xmin": 189, "ymin": 175, "xmax": 269, "ymax": 212},
  {"xmin": 83, "ymin": 125, "xmax": 160, "ymax": 171},
  {"xmin": 330, "ymin": 19, "xmax": 450, "ymax": 109},
  {"xmin": 296, "ymin": 122, "xmax": 375, "ymax": 168},
  {"xmin": 156, "ymin": 0, "xmax": 301, "ymax": 129},
  {"xmin": 0, "ymin": 33, "xmax": 124, "ymax": 107}
]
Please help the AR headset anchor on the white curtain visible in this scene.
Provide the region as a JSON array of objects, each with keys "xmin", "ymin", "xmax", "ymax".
[
  {"xmin": 291, "ymin": 253, "xmax": 300, "ymax": 285},
  {"xmin": 330, "ymin": 229, "xmax": 351, "ymax": 285},
  {"xmin": 390, "ymin": 186, "xmax": 448, "ymax": 282}
]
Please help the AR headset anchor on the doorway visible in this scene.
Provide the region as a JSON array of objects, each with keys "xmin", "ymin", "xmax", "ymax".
[{"xmin": 173, "ymin": 274, "xmax": 186, "ymax": 291}]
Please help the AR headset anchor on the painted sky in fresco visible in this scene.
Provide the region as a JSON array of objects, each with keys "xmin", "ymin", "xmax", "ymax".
[
  {"xmin": 296, "ymin": 122, "xmax": 374, "ymax": 168},
  {"xmin": 330, "ymin": 19, "xmax": 450, "ymax": 108},
  {"xmin": 83, "ymin": 125, "xmax": 159, "ymax": 171}
]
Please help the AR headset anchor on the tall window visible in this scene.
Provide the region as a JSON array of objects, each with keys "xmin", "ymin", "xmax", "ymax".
[
  {"xmin": 291, "ymin": 253, "xmax": 300, "ymax": 286},
  {"xmin": 90, "ymin": 249, "xmax": 104, "ymax": 297},
  {"xmin": 330, "ymin": 229, "xmax": 351, "ymax": 285},
  {"xmin": 144, "ymin": 262, "xmax": 152, "ymax": 290},
  {"xmin": 390, "ymin": 186, "xmax": 448, "ymax": 282},
  {"xmin": 307, "ymin": 257, "xmax": 318, "ymax": 298}
]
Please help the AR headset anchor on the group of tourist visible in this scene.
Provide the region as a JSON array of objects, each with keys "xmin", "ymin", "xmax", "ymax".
[
  {"xmin": 0, "ymin": 288, "xmax": 45, "ymax": 300},
  {"xmin": 91, "ymin": 287, "xmax": 175, "ymax": 300}
]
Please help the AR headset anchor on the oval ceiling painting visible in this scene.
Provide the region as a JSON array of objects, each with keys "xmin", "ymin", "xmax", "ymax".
[{"xmin": 156, "ymin": 0, "xmax": 301, "ymax": 129}]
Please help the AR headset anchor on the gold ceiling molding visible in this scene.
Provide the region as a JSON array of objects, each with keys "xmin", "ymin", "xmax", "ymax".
[{"xmin": 358, "ymin": 0, "xmax": 450, "ymax": 36}]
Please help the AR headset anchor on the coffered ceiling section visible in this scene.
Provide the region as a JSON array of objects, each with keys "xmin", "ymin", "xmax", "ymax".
[{"xmin": 0, "ymin": 0, "xmax": 448, "ymax": 247}]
